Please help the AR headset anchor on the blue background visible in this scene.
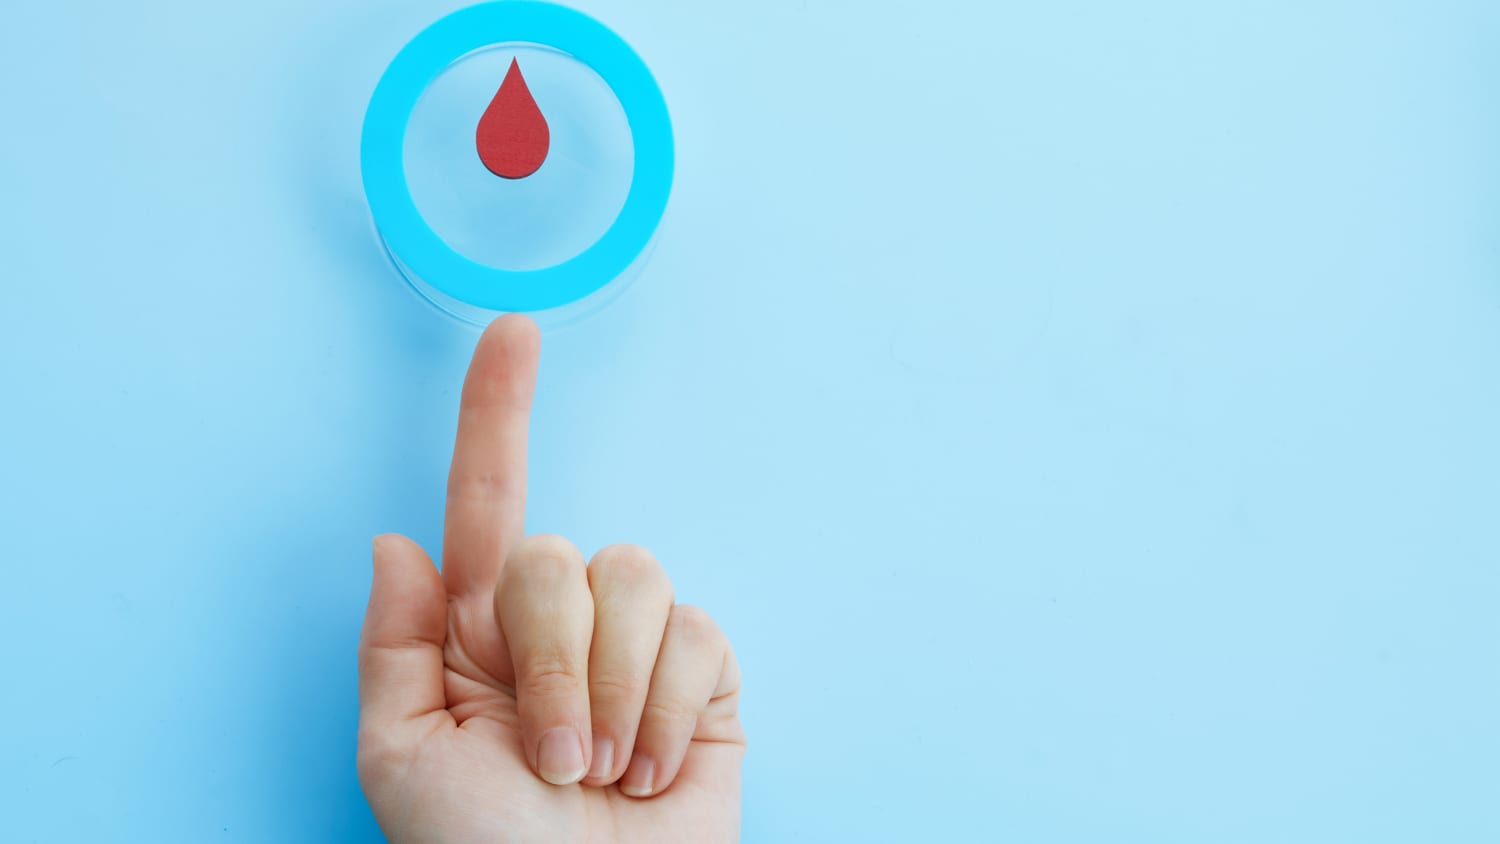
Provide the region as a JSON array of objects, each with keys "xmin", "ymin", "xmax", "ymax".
[{"xmin": 2, "ymin": 1, "xmax": 1497, "ymax": 841}]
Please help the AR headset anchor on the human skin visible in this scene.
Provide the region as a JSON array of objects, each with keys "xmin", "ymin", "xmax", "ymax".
[{"xmin": 357, "ymin": 315, "xmax": 745, "ymax": 843}]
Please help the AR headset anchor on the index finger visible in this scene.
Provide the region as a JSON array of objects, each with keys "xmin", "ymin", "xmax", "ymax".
[{"xmin": 442, "ymin": 314, "xmax": 541, "ymax": 597}]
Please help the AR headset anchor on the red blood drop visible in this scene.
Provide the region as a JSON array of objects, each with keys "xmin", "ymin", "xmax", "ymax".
[{"xmin": 476, "ymin": 58, "xmax": 550, "ymax": 179}]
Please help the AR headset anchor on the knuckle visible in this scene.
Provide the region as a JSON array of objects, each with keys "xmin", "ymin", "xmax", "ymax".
[
  {"xmin": 355, "ymin": 725, "xmax": 413, "ymax": 784},
  {"xmin": 590, "ymin": 543, "xmax": 656, "ymax": 573},
  {"xmin": 668, "ymin": 604, "xmax": 721, "ymax": 645},
  {"xmin": 509, "ymin": 534, "xmax": 583, "ymax": 574},
  {"xmin": 447, "ymin": 470, "xmax": 510, "ymax": 504},
  {"xmin": 519, "ymin": 656, "xmax": 584, "ymax": 697},
  {"xmin": 589, "ymin": 544, "xmax": 667, "ymax": 586},
  {"xmin": 589, "ymin": 668, "xmax": 647, "ymax": 702},
  {"xmin": 642, "ymin": 697, "xmax": 699, "ymax": 729}
]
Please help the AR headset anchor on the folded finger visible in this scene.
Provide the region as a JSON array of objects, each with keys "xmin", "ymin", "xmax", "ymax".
[
  {"xmin": 582, "ymin": 545, "xmax": 674, "ymax": 786},
  {"xmin": 495, "ymin": 534, "xmax": 595, "ymax": 785},
  {"xmin": 620, "ymin": 605, "xmax": 732, "ymax": 798}
]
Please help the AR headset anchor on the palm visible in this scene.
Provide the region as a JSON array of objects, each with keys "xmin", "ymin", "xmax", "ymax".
[{"xmin": 357, "ymin": 317, "xmax": 744, "ymax": 844}]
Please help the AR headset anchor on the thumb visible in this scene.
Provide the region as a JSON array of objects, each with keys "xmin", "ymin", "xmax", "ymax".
[{"xmin": 358, "ymin": 534, "xmax": 448, "ymax": 727}]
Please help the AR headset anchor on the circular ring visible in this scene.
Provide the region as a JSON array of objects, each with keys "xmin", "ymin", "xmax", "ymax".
[{"xmin": 361, "ymin": 1, "xmax": 673, "ymax": 312}]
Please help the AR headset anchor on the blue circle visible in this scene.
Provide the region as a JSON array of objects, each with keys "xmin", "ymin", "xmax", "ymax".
[{"xmin": 361, "ymin": 1, "xmax": 673, "ymax": 312}]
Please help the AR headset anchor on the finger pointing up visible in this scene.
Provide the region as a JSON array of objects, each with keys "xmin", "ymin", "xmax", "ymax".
[{"xmin": 442, "ymin": 314, "xmax": 541, "ymax": 598}]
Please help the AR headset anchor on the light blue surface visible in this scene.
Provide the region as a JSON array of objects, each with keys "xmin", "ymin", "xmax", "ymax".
[
  {"xmin": 364, "ymin": 1, "xmax": 673, "ymax": 312},
  {"xmin": 2, "ymin": 1, "xmax": 1498, "ymax": 841}
]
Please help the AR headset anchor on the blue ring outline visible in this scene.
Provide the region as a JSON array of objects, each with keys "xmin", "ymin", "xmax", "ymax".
[{"xmin": 361, "ymin": 1, "xmax": 673, "ymax": 312}]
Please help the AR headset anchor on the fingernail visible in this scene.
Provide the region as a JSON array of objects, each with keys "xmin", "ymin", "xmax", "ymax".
[
  {"xmin": 620, "ymin": 754, "xmax": 656, "ymax": 797},
  {"xmin": 588, "ymin": 736, "xmax": 614, "ymax": 781},
  {"xmin": 538, "ymin": 728, "xmax": 586, "ymax": 785}
]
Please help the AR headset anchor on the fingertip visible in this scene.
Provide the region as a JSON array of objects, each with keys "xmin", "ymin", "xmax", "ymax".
[
  {"xmin": 619, "ymin": 754, "xmax": 657, "ymax": 798},
  {"xmin": 537, "ymin": 726, "xmax": 588, "ymax": 786},
  {"xmin": 585, "ymin": 735, "xmax": 616, "ymax": 784},
  {"xmin": 463, "ymin": 315, "xmax": 541, "ymax": 413},
  {"xmin": 372, "ymin": 532, "xmax": 407, "ymax": 560},
  {"xmin": 367, "ymin": 534, "xmax": 443, "ymax": 614},
  {"xmin": 371, "ymin": 533, "xmax": 430, "ymax": 572},
  {"xmin": 485, "ymin": 313, "xmax": 541, "ymax": 357},
  {"xmin": 491, "ymin": 311, "xmax": 539, "ymax": 335}
]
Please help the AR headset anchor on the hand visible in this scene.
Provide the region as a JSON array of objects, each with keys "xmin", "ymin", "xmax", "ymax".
[{"xmin": 357, "ymin": 316, "xmax": 745, "ymax": 844}]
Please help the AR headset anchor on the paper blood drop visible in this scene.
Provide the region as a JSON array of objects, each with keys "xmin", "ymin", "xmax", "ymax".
[{"xmin": 476, "ymin": 58, "xmax": 550, "ymax": 179}]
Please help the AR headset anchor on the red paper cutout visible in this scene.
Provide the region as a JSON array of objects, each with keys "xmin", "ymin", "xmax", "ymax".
[{"xmin": 476, "ymin": 58, "xmax": 550, "ymax": 179}]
